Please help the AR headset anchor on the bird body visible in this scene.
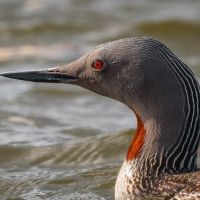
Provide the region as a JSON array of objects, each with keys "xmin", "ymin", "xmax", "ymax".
[
  {"xmin": 116, "ymin": 160, "xmax": 200, "ymax": 199},
  {"xmin": 1, "ymin": 37, "xmax": 200, "ymax": 199}
]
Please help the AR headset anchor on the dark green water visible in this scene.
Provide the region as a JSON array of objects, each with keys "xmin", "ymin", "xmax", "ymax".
[{"xmin": 0, "ymin": 0, "xmax": 199, "ymax": 199}]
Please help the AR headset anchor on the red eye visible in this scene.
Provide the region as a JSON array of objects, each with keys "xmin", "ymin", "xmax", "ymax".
[{"xmin": 92, "ymin": 59, "xmax": 105, "ymax": 71}]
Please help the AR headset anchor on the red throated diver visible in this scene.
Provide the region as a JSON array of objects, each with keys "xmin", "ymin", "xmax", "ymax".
[{"xmin": 1, "ymin": 38, "xmax": 200, "ymax": 199}]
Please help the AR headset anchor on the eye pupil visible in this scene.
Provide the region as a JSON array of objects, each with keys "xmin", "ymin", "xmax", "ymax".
[{"xmin": 92, "ymin": 59, "xmax": 104, "ymax": 71}]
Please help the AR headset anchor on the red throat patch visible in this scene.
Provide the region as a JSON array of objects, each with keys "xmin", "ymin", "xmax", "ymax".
[{"xmin": 126, "ymin": 114, "xmax": 146, "ymax": 160}]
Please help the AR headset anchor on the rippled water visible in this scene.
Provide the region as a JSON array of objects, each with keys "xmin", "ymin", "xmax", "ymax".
[{"xmin": 0, "ymin": 0, "xmax": 200, "ymax": 199}]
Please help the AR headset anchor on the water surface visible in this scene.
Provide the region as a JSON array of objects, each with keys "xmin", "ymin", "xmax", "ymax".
[{"xmin": 0, "ymin": 0, "xmax": 200, "ymax": 199}]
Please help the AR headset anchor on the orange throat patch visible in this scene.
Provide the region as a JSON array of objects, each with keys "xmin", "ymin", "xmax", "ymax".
[{"xmin": 126, "ymin": 114, "xmax": 146, "ymax": 161}]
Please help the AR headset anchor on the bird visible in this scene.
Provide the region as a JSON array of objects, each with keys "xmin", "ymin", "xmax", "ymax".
[{"xmin": 1, "ymin": 37, "xmax": 200, "ymax": 200}]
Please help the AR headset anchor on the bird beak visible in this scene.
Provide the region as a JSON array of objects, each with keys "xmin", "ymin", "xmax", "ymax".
[
  {"xmin": 0, "ymin": 69, "xmax": 80, "ymax": 83},
  {"xmin": 0, "ymin": 53, "xmax": 89, "ymax": 84}
]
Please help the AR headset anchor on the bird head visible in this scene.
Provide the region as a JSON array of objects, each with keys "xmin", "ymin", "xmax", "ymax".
[{"xmin": 1, "ymin": 38, "xmax": 181, "ymax": 118}]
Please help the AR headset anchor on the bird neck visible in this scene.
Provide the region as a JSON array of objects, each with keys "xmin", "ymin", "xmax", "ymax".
[
  {"xmin": 126, "ymin": 97, "xmax": 199, "ymax": 176},
  {"xmin": 126, "ymin": 113, "xmax": 145, "ymax": 160}
]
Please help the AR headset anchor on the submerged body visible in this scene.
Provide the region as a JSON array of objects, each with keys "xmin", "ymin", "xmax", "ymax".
[{"xmin": 1, "ymin": 38, "xmax": 200, "ymax": 199}]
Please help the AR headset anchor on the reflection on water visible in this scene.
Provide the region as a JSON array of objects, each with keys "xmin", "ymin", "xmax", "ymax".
[{"xmin": 0, "ymin": 0, "xmax": 199, "ymax": 199}]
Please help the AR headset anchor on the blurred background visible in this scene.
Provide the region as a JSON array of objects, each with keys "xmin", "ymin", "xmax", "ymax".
[{"xmin": 0, "ymin": 0, "xmax": 199, "ymax": 199}]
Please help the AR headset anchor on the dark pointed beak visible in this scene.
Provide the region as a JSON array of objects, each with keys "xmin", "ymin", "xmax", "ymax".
[
  {"xmin": 0, "ymin": 69, "xmax": 80, "ymax": 83},
  {"xmin": 1, "ymin": 54, "xmax": 87, "ymax": 84}
]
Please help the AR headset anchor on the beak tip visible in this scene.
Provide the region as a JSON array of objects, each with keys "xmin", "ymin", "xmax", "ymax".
[
  {"xmin": 0, "ymin": 72, "xmax": 20, "ymax": 79},
  {"xmin": 0, "ymin": 72, "xmax": 12, "ymax": 78}
]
